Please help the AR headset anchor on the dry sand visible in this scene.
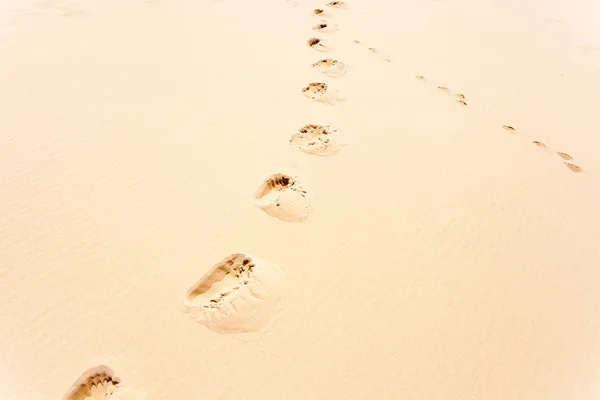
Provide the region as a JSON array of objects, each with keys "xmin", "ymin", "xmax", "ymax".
[{"xmin": 1, "ymin": 0, "xmax": 600, "ymax": 399}]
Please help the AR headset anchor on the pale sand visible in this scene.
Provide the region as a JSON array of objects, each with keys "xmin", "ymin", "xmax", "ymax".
[{"xmin": 1, "ymin": 0, "xmax": 600, "ymax": 398}]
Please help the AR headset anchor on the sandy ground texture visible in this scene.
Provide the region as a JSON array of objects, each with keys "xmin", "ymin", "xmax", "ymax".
[{"xmin": 1, "ymin": 0, "xmax": 600, "ymax": 399}]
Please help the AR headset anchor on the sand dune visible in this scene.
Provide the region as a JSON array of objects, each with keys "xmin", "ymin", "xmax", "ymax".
[{"xmin": 0, "ymin": 0, "xmax": 599, "ymax": 399}]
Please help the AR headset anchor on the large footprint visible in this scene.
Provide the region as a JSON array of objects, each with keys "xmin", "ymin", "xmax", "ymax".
[
  {"xmin": 290, "ymin": 124, "xmax": 345, "ymax": 156},
  {"xmin": 62, "ymin": 365, "xmax": 146, "ymax": 400},
  {"xmin": 254, "ymin": 173, "xmax": 312, "ymax": 222},
  {"xmin": 182, "ymin": 254, "xmax": 287, "ymax": 338},
  {"xmin": 312, "ymin": 59, "xmax": 347, "ymax": 78},
  {"xmin": 302, "ymin": 82, "xmax": 345, "ymax": 105}
]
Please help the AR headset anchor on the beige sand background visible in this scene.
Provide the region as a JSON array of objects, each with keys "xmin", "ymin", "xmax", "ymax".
[{"xmin": 1, "ymin": 0, "xmax": 599, "ymax": 398}]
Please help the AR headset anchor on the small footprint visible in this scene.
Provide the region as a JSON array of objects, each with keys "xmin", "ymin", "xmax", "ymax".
[
  {"xmin": 63, "ymin": 366, "xmax": 146, "ymax": 400},
  {"xmin": 326, "ymin": 1, "xmax": 349, "ymax": 8},
  {"xmin": 454, "ymin": 93, "xmax": 466, "ymax": 99},
  {"xmin": 556, "ymin": 152, "xmax": 573, "ymax": 161},
  {"xmin": 254, "ymin": 173, "xmax": 311, "ymax": 222},
  {"xmin": 307, "ymin": 37, "xmax": 329, "ymax": 52},
  {"xmin": 456, "ymin": 99, "xmax": 467, "ymax": 107},
  {"xmin": 312, "ymin": 58, "xmax": 347, "ymax": 77},
  {"xmin": 532, "ymin": 140, "xmax": 547, "ymax": 149},
  {"xmin": 353, "ymin": 40, "xmax": 391, "ymax": 62},
  {"xmin": 182, "ymin": 254, "xmax": 287, "ymax": 337},
  {"xmin": 312, "ymin": 22, "xmax": 338, "ymax": 33},
  {"xmin": 415, "ymin": 75, "xmax": 427, "ymax": 82},
  {"xmin": 290, "ymin": 124, "xmax": 345, "ymax": 156},
  {"xmin": 564, "ymin": 162, "xmax": 583, "ymax": 173},
  {"xmin": 302, "ymin": 82, "xmax": 344, "ymax": 105},
  {"xmin": 502, "ymin": 125, "xmax": 516, "ymax": 132},
  {"xmin": 312, "ymin": 8, "xmax": 330, "ymax": 17},
  {"xmin": 437, "ymin": 86, "xmax": 450, "ymax": 93}
]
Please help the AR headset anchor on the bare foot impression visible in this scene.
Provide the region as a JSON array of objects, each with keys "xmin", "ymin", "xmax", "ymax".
[
  {"xmin": 307, "ymin": 37, "xmax": 329, "ymax": 52},
  {"xmin": 564, "ymin": 162, "xmax": 583, "ymax": 173},
  {"xmin": 312, "ymin": 8, "xmax": 331, "ymax": 17},
  {"xmin": 456, "ymin": 99, "xmax": 467, "ymax": 107},
  {"xmin": 532, "ymin": 141, "xmax": 547, "ymax": 149},
  {"xmin": 302, "ymin": 82, "xmax": 344, "ymax": 105},
  {"xmin": 63, "ymin": 366, "xmax": 146, "ymax": 400},
  {"xmin": 311, "ymin": 58, "xmax": 347, "ymax": 77},
  {"xmin": 502, "ymin": 125, "xmax": 516, "ymax": 132},
  {"xmin": 312, "ymin": 22, "xmax": 338, "ymax": 33},
  {"xmin": 290, "ymin": 124, "xmax": 345, "ymax": 156},
  {"xmin": 182, "ymin": 254, "xmax": 287, "ymax": 339},
  {"xmin": 556, "ymin": 152, "xmax": 573, "ymax": 161},
  {"xmin": 254, "ymin": 173, "xmax": 312, "ymax": 222},
  {"xmin": 326, "ymin": 1, "xmax": 349, "ymax": 8}
]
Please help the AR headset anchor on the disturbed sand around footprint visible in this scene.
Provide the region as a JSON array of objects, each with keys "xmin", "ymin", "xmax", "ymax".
[
  {"xmin": 312, "ymin": 58, "xmax": 348, "ymax": 77},
  {"xmin": 181, "ymin": 253, "xmax": 287, "ymax": 340},
  {"xmin": 253, "ymin": 173, "xmax": 312, "ymax": 222},
  {"xmin": 290, "ymin": 124, "xmax": 346, "ymax": 156}
]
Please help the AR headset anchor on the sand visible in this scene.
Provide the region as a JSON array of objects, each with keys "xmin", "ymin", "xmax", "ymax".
[{"xmin": 1, "ymin": 0, "xmax": 599, "ymax": 399}]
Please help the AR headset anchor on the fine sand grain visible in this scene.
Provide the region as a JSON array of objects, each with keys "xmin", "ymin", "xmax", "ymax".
[{"xmin": 1, "ymin": 0, "xmax": 599, "ymax": 399}]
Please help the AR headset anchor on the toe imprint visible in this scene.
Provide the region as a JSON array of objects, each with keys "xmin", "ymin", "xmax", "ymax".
[
  {"xmin": 557, "ymin": 152, "xmax": 572, "ymax": 161},
  {"xmin": 564, "ymin": 162, "xmax": 582, "ymax": 173},
  {"xmin": 62, "ymin": 366, "xmax": 146, "ymax": 400},
  {"xmin": 182, "ymin": 254, "xmax": 286, "ymax": 336},
  {"xmin": 254, "ymin": 174, "xmax": 312, "ymax": 222},
  {"xmin": 290, "ymin": 124, "xmax": 344, "ymax": 156}
]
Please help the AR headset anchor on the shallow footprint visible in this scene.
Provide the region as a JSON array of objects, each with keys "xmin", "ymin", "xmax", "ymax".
[
  {"xmin": 312, "ymin": 22, "xmax": 338, "ymax": 33},
  {"xmin": 502, "ymin": 125, "xmax": 516, "ymax": 132},
  {"xmin": 307, "ymin": 37, "xmax": 329, "ymax": 52},
  {"xmin": 311, "ymin": 8, "xmax": 331, "ymax": 17},
  {"xmin": 326, "ymin": 1, "xmax": 349, "ymax": 8},
  {"xmin": 564, "ymin": 162, "xmax": 583, "ymax": 173},
  {"xmin": 311, "ymin": 58, "xmax": 347, "ymax": 77},
  {"xmin": 532, "ymin": 141, "xmax": 547, "ymax": 149},
  {"xmin": 415, "ymin": 75, "xmax": 427, "ymax": 82},
  {"xmin": 302, "ymin": 82, "xmax": 344, "ymax": 105},
  {"xmin": 254, "ymin": 173, "xmax": 311, "ymax": 222},
  {"xmin": 182, "ymin": 254, "xmax": 287, "ymax": 338},
  {"xmin": 290, "ymin": 124, "xmax": 345, "ymax": 156},
  {"xmin": 557, "ymin": 152, "xmax": 573, "ymax": 161},
  {"xmin": 63, "ymin": 366, "xmax": 146, "ymax": 400}
]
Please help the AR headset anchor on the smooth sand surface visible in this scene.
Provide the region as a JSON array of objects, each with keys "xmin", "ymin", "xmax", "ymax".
[{"xmin": 1, "ymin": 0, "xmax": 600, "ymax": 399}]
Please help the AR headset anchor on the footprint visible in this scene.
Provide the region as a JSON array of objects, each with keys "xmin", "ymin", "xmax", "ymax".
[
  {"xmin": 254, "ymin": 173, "xmax": 312, "ymax": 222},
  {"xmin": 415, "ymin": 75, "xmax": 427, "ymax": 82},
  {"xmin": 63, "ymin": 366, "xmax": 146, "ymax": 400},
  {"xmin": 532, "ymin": 141, "xmax": 547, "ymax": 149},
  {"xmin": 312, "ymin": 8, "xmax": 331, "ymax": 17},
  {"xmin": 437, "ymin": 86, "xmax": 450, "ymax": 93},
  {"xmin": 312, "ymin": 22, "xmax": 338, "ymax": 33},
  {"xmin": 302, "ymin": 82, "xmax": 345, "ymax": 105},
  {"xmin": 556, "ymin": 152, "xmax": 573, "ymax": 161},
  {"xmin": 307, "ymin": 37, "xmax": 329, "ymax": 52},
  {"xmin": 326, "ymin": 1, "xmax": 348, "ymax": 8},
  {"xmin": 502, "ymin": 125, "xmax": 516, "ymax": 132},
  {"xmin": 311, "ymin": 58, "xmax": 347, "ymax": 77},
  {"xmin": 182, "ymin": 254, "xmax": 287, "ymax": 337},
  {"xmin": 454, "ymin": 93, "xmax": 466, "ymax": 99},
  {"xmin": 290, "ymin": 124, "xmax": 345, "ymax": 156},
  {"xmin": 456, "ymin": 99, "xmax": 467, "ymax": 106},
  {"xmin": 564, "ymin": 162, "xmax": 583, "ymax": 173}
]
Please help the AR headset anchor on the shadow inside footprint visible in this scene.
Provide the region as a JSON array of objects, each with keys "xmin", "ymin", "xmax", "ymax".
[
  {"xmin": 254, "ymin": 173, "xmax": 311, "ymax": 222},
  {"xmin": 312, "ymin": 58, "xmax": 347, "ymax": 77},
  {"xmin": 290, "ymin": 124, "xmax": 345, "ymax": 156},
  {"xmin": 63, "ymin": 366, "xmax": 146, "ymax": 400},
  {"xmin": 182, "ymin": 254, "xmax": 287, "ymax": 337},
  {"xmin": 302, "ymin": 82, "xmax": 344, "ymax": 105}
]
